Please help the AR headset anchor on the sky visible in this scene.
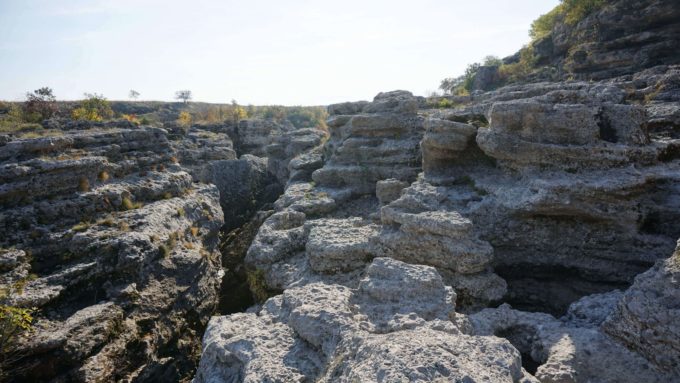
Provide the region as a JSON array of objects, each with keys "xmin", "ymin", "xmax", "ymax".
[{"xmin": 0, "ymin": 0, "xmax": 560, "ymax": 105}]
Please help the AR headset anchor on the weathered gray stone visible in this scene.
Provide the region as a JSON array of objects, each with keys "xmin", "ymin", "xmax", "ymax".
[
  {"xmin": 603, "ymin": 244, "xmax": 680, "ymax": 376},
  {"xmin": 306, "ymin": 218, "xmax": 379, "ymax": 273},
  {"xmin": 375, "ymin": 178, "xmax": 408, "ymax": 205}
]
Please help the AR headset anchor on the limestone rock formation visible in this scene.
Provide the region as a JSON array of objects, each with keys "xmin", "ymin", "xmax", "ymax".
[
  {"xmin": 195, "ymin": 258, "xmax": 537, "ymax": 383},
  {"xmin": 6, "ymin": 2, "xmax": 680, "ymax": 380},
  {"xmin": 0, "ymin": 127, "xmax": 224, "ymax": 381},
  {"xmin": 313, "ymin": 90, "xmax": 425, "ymax": 196},
  {"xmin": 603, "ymin": 241, "xmax": 680, "ymax": 376},
  {"xmin": 170, "ymin": 126, "xmax": 237, "ymax": 181},
  {"xmin": 548, "ymin": 0, "xmax": 680, "ymax": 80},
  {"xmin": 196, "ymin": 80, "xmax": 680, "ymax": 381},
  {"xmin": 470, "ymin": 303, "xmax": 674, "ymax": 383},
  {"xmin": 375, "ymin": 181, "xmax": 506, "ymax": 308}
]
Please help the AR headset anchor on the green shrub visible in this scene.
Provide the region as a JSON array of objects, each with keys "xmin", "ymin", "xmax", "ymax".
[
  {"xmin": 121, "ymin": 197, "xmax": 133, "ymax": 211},
  {"xmin": 438, "ymin": 98, "xmax": 454, "ymax": 108},
  {"xmin": 498, "ymin": 45, "xmax": 537, "ymax": 83},
  {"xmin": 561, "ymin": 0, "xmax": 605, "ymax": 24},
  {"xmin": 176, "ymin": 111, "xmax": 192, "ymax": 127},
  {"xmin": 482, "ymin": 55, "xmax": 502, "ymax": 66},
  {"xmin": 72, "ymin": 93, "xmax": 113, "ymax": 121},
  {"xmin": 71, "ymin": 221, "xmax": 90, "ymax": 232},
  {"xmin": 0, "ymin": 305, "xmax": 34, "ymax": 379},
  {"xmin": 529, "ymin": 0, "xmax": 606, "ymax": 39},
  {"xmin": 159, "ymin": 244, "xmax": 171, "ymax": 258},
  {"xmin": 530, "ymin": 5, "xmax": 564, "ymax": 39}
]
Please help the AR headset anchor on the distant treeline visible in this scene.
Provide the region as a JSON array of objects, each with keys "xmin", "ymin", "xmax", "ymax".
[{"xmin": 1, "ymin": 89, "xmax": 329, "ymax": 137}]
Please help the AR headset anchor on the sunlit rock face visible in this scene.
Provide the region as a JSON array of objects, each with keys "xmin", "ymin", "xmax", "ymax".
[
  {"xmin": 195, "ymin": 64, "xmax": 680, "ymax": 381},
  {"xmin": 313, "ymin": 90, "xmax": 425, "ymax": 196},
  {"xmin": 195, "ymin": 78, "xmax": 680, "ymax": 383}
]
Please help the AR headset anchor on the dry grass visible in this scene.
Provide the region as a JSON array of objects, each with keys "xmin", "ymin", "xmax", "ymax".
[{"xmin": 78, "ymin": 177, "xmax": 90, "ymax": 192}]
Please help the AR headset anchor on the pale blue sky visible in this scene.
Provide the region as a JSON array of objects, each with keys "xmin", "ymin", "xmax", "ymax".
[{"xmin": 0, "ymin": 0, "xmax": 559, "ymax": 105}]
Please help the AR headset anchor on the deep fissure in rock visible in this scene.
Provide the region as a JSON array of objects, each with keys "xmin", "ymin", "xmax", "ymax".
[
  {"xmin": 495, "ymin": 264, "xmax": 632, "ymax": 317},
  {"xmin": 494, "ymin": 325, "xmax": 544, "ymax": 375},
  {"xmin": 217, "ymin": 210, "xmax": 275, "ymax": 314}
]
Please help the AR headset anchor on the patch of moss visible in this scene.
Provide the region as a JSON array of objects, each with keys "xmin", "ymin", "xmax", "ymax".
[
  {"xmin": 71, "ymin": 221, "xmax": 90, "ymax": 232},
  {"xmin": 246, "ymin": 268, "xmax": 277, "ymax": 304}
]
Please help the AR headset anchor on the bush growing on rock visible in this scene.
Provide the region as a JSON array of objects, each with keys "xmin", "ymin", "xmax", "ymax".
[
  {"xmin": 497, "ymin": 45, "xmax": 537, "ymax": 83},
  {"xmin": 246, "ymin": 269, "xmax": 277, "ymax": 303},
  {"xmin": 441, "ymin": 0, "xmax": 607, "ymax": 92},
  {"xmin": 121, "ymin": 197, "xmax": 143, "ymax": 211},
  {"xmin": 530, "ymin": 0, "xmax": 606, "ymax": 39},
  {"xmin": 121, "ymin": 113, "xmax": 140, "ymax": 125},
  {"xmin": 71, "ymin": 93, "xmax": 114, "ymax": 121},
  {"xmin": 0, "ymin": 305, "xmax": 34, "ymax": 379},
  {"xmin": 440, "ymin": 56, "xmax": 502, "ymax": 95},
  {"xmin": 177, "ymin": 111, "xmax": 192, "ymax": 127}
]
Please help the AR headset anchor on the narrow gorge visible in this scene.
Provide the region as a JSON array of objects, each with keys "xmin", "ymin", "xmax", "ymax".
[{"xmin": 1, "ymin": 0, "xmax": 680, "ymax": 382}]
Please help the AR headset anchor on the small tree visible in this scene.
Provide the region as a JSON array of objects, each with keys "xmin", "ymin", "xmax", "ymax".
[
  {"xmin": 23, "ymin": 87, "xmax": 57, "ymax": 122},
  {"xmin": 129, "ymin": 90, "xmax": 140, "ymax": 100},
  {"xmin": 175, "ymin": 90, "xmax": 192, "ymax": 104}
]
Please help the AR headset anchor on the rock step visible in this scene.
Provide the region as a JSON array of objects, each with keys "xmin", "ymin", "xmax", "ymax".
[
  {"xmin": 312, "ymin": 165, "xmax": 420, "ymax": 195},
  {"xmin": 0, "ymin": 128, "xmax": 169, "ymax": 162},
  {"xmin": 0, "ymin": 171, "xmax": 194, "ymax": 247},
  {"xmin": 332, "ymin": 137, "xmax": 421, "ymax": 165},
  {"xmin": 344, "ymin": 114, "xmax": 423, "ymax": 138},
  {"xmin": 0, "ymin": 153, "xmax": 178, "ymax": 208}
]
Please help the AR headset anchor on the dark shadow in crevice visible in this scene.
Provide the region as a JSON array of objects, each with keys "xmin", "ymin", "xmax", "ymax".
[
  {"xmin": 495, "ymin": 263, "xmax": 631, "ymax": 317},
  {"xmin": 494, "ymin": 325, "xmax": 544, "ymax": 375}
]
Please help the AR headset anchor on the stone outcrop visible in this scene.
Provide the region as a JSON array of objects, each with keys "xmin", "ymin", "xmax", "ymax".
[
  {"xmin": 374, "ymin": 181, "xmax": 506, "ymax": 308},
  {"xmin": 195, "ymin": 258, "xmax": 537, "ymax": 383},
  {"xmin": 0, "ymin": 127, "xmax": 224, "ymax": 381},
  {"xmin": 170, "ymin": 126, "xmax": 237, "ymax": 181},
  {"xmin": 547, "ymin": 0, "xmax": 680, "ymax": 81},
  {"xmin": 470, "ymin": 302, "xmax": 674, "ymax": 383},
  {"xmin": 196, "ymin": 79, "xmax": 680, "ymax": 380},
  {"xmin": 603, "ymin": 241, "xmax": 680, "ymax": 376},
  {"xmin": 232, "ymin": 118, "xmax": 292, "ymax": 157},
  {"xmin": 418, "ymin": 82, "xmax": 680, "ymax": 314},
  {"xmin": 264, "ymin": 126, "xmax": 328, "ymax": 185},
  {"xmin": 6, "ymin": 3, "xmax": 680, "ymax": 380},
  {"xmin": 313, "ymin": 90, "xmax": 425, "ymax": 196}
]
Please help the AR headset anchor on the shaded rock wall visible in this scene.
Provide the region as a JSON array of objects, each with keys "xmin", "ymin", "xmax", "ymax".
[{"xmin": 0, "ymin": 127, "xmax": 225, "ymax": 381}]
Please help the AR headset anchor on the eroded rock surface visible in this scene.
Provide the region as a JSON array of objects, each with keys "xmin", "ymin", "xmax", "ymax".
[
  {"xmin": 196, "ymin": 258, "xmax": 536, "ymax": 383},
  {"xmin": 1, "ymin": 127, "xmax": 224, "ymax": 381},
  {"xmin": 196, "ymin": 64, "xmax": 680, "ymax": 383}
]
